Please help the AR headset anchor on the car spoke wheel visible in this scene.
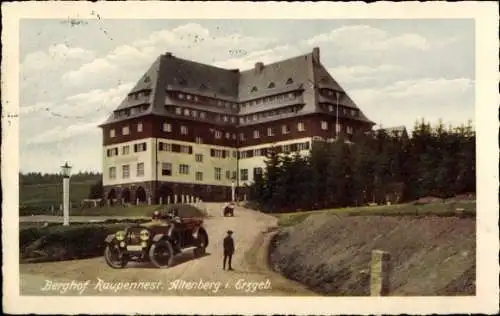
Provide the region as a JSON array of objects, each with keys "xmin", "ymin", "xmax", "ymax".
[
  {"xmin": 104, "ymin": 245, "xmax": 128, "ymax": 269},
  {"xmin": 149, "ymin": 240, "xmax": 174, "ymax": 268}
]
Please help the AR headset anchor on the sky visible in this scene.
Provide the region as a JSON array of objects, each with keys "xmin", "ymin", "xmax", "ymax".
[{"xmin": 19, "ymin": 19, "xmax": 475, "ymax": 174}]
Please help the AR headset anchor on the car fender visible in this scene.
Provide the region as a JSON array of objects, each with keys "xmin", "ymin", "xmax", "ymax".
[
  {"xmin": 152, "ymin": 233, "xmax": 165, "ymax": 242},
  {"xmin": 104, "ymin": 234, "xmax": 116, "ymax": 244},
  {"xmin": 192, "ymin": 226, "xmax": 209, "ymax": 247}
]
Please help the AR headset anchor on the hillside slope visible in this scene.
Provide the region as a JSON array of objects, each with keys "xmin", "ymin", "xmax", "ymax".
[{"xmin": 269, "ymin": 213, "xmax": 475, "ymax": 296}]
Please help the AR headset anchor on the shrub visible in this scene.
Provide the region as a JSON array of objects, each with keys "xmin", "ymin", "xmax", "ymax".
[{"xmin": 20, "ymin": 223, "xmax": 129, "ymax": 263}]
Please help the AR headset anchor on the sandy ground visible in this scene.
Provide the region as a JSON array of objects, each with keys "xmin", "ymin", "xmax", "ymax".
[{"xmin": 19, "ymin": 203, "xmax": 315, "ymax": 296}]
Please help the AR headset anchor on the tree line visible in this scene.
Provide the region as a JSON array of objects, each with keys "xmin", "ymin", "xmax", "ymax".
[
  {"xmin": 248, "ymin": 119, "xmax": 475, "ymax": 213},
  {"xmin": 19, "ymin": 171, "xmax": 102, "ymax": 186}
]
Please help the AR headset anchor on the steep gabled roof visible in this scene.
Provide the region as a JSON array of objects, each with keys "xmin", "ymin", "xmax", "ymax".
[{"xmin": 238, "ymin": 53, "xmax": 315, "ymax": 101}]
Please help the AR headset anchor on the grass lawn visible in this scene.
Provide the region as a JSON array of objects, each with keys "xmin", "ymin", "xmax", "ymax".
[
  {"xmin": 274, "ymin": 200, "xmax": 476, "ymax": 227},
  {"xmin": 20, "ymin": 180, "xmax": 96, "ymax": 210}
]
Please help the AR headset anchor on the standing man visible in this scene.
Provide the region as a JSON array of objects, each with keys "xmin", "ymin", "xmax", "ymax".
[{"xmin": 223, "ymin": 230, "xmax": 235, "ymax": 271}]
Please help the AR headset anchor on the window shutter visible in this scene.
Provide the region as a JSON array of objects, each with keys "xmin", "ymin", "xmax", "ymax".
[
  {"xmin": 189, "ymin": 146, "xmax": 193, "ymax": 154},
  {"xmin": 222, "ymin": 150, "xmax": 227, "ymax": 158}
]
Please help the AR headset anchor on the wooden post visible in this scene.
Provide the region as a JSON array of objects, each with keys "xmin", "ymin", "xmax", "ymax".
[{"xmin": 370, "ymin": 250, "xmax": 391, "ymax": 296}]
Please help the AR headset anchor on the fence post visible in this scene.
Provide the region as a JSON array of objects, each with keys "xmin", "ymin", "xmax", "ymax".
[{"xmin": 370, "ymin": 250, "xmax": 391, "ymax": 296}]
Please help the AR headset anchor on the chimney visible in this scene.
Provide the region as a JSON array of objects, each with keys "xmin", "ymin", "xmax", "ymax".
[
  {"xmin": 312, "ymin": 47, "xmax": 320, "ymax": 63},
  {"xmin": 165, "ymin": 52, "xmax": 173, "ymax": 57},
  {"xmin": 254, "ymin": 62, "xmax": 264, "ymax": 73}
]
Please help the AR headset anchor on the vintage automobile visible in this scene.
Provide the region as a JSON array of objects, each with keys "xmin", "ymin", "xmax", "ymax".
[
  {"xmin": 223, "ymin": 203, "xmax": 235, "ymax": 217},
  {"xmin": 103, "ymin": 209, "xmax": 209, "ymax": 269}
]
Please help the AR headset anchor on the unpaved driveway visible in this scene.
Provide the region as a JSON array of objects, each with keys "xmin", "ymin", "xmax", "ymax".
[{"xmin": 20, "ymin": 203, "xmax": 315, "ymax": 296}]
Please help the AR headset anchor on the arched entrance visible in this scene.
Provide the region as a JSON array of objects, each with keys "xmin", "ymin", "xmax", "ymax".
[
  {"xmin": 107, "ymin": 188, "xmax": 117, "ymax": 205},
  {"xmin": 157, "ymin": 183, "xmax": 173, "ymax": 204},
  {"xmin": 135, "ymin": 186, "xmax": 147, "ymax": 203},
  {"xmin": 121, "ymin": 188, "xmax": 131, "ymax": 203}
]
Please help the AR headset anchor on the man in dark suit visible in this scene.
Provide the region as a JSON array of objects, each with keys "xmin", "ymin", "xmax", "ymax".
[{"xmin": 223, "ymin": 230, "xmax": 235, "ymax": 270}]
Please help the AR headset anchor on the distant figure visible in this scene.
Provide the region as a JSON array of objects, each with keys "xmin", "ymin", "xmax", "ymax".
[{"xmin": 223, "ymin": 230, "xmax": 235, "ymax": 271}]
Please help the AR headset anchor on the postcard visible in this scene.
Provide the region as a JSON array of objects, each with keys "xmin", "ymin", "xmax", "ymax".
[{"xmin": 2, "ymin": 1, "xmax": 499, "ymax": 315}]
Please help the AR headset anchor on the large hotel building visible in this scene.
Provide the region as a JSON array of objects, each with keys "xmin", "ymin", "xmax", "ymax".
[{"xmin": 99, "ymin": 47, "xmax": 375, "ymax": 203}]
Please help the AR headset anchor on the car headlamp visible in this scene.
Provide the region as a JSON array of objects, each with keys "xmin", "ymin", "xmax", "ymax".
[
  {"xmin": 140, "ymin": 229, "xmax": 150, "ymax": 241},
  {"xmin": 115, "ymin": 230, "xmax": 125, "ymax": 241}
]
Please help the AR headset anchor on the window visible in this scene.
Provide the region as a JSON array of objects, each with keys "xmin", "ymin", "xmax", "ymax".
[
  {"xmin": 232, "ymin": 151, "xmax": 237, "ymax": 158},
  {"xmin": 240, "ymin": 151, "xmax": 248, "ymax": 159},
  {"xmin": 122, "ymin": 165, "xmax": 130, "ymax": 179},
  {"xmin": 297, "ymin": 122, "xmax": 305, "ymax": 132},
  {"xmin": 163, "ymin": 123, "xmax": 172, "ymax": 132},
  {"xmin": 110, "ymin": 129, "xmax": 116, "ymax": 138},
  {"xmin": 297, "ymin": 143, "xmax": 308, "ymax": 151},
  {"xmin": 232, "ymin": 171, "xmax": 237, "ymax": 180},
  {"xmin": 122, "ymin": 146, "xmax": 130, "ymax": 155},
  {"xmin": 109, "ymin": 167, "xmax": 116, "ymax": 180},
  {"xmin": 283, "ymin": 145, "xmax": 291, "ymax": 153},
  {"xmin": 286, "ymin": 78, "xmax": 294, "ymax": 84},
  {"xmin": 336, "ymin": 123, "xmax": 342, "ymax": 133},
  {"xmin": 239, "ymin": 133, "xmax": 246, "ymax": 141},
  {"xmin": 137, "ymin": 122, "xmax": 143, "ymax": 132},
  {"xmin": 225, "ymin": 132, "xmax": 230, "ymax": 139},
  {"xmin": 180, "ymin": 145, "xmax": 191, "ymax": 154},
  {"xmin": 223, "ymin": 116, "xmax": 228, "ymax": 122},
  {"xmin": 195, "ymin": 136, "xmax": 203, "ymax": 144},
  {"xmin": 178, "ymin": 93, "xmax": 185, "ymax": 99},
  {"xmin": 200, "ymin": 112, "xmax": 206, "ymax": 119},
  {"xmin": 179, "ymin": 164, "xmax": 190, "ymax": 175},
  {"xmin": 196, "ymin": 172, "xmax": 203, "ymax": 181},
  {"xmin": 251, "ymin": 86, "xmax": 258, "ymax": 93},
  {"xmin": 159, "ymin": 142, "xmax": 172, "ymax": 152},
  {"xmin": 267, "ymin": 127, "xmax": 274, "ymax": 137},
  {"xmin": 106, "ymin": 148, "xmax": 118, "ymax": 157},
  {"xmin": 175, "ymin": 107, "xmax": 182, "ymax": 115},
  {"xmin": 254, "ymin": 149, "xmax": 261, "ymax": 156},
  {"xmin": 192, "ymin": 110, "xmax": 198, "ymax": 118},
  {"xmin": 226, "ymin": 170, "xmax": 231, "ymax": 180},
  {"xmin": 161, "ymin": 163, "xmax": 172, "ymax": 176},
  {"xmin": 347, "ymin": 125, "xmax": 354, "ymax": 134},
  {"xmin": 183, "ymin": 109, "xmax": 190, "ymax": 116},
  {"xmin": 240, "ymin": 169, "xmax": 248, "ymax": 181},
  {"xmin": 180, "ymin": 125, "xmax": 188, "ymax": 135},
  {"xmin": 321, "ymin": 121, "xmax": 328, "ymax": 130},
  {"xmin": 254, "ymin": 167, "xmax": 263, "ymax": 177},
  {"xmin": 214, "ymin": 167, "xmax": 222, "ymax": 180},
  {"xmin": 136, "ymin": 163, "xmax": 144, "ymax": 177},
  {"xmin": 134, "ymin": 142, "xmax": 147, "ymax": 152},
  {"xmin": 268, "ymin": 82, "xmax": 275, "ymax": 88},
  {"xmin": 253, "ymin": 130, "xmax": 260, "ymax": 139},
  {"xmin": 195, "ymin": 154, "xmax": 203, "ymax": 162},
  {"xmin": 186, "ymin": 94, "xmax": 192, "ymax": 101},
  {"xmin": 215, "ymin": 131, "xmax": 222, "ymax": 139},
  {"xmin": 281, "ymin": 125, "xmax": 290, "ymax": 134}
]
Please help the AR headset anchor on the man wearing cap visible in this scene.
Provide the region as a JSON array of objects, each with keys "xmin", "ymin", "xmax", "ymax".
[{"xmin": 223, "ymin": 230, "xmax": 235, "ymax": 270}]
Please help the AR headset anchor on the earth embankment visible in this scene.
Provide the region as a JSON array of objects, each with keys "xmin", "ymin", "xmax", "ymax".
[{"xmin": 269, "ymin": 213, "xmax": 475, "ymax": 296}]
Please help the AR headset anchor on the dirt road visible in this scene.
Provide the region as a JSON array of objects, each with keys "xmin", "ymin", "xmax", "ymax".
[{"xmin": 19, "ymin": 203, "xmax": 315, "ymax": 296}]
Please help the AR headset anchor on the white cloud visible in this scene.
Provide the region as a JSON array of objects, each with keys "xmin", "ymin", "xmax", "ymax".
[
  {"xmin": 61, "ymin": 23, "xmax": 277, "ymax": 87},
  {"xmin": 350, "ymin": 77, "xmax": 474, "ymax": 130},
  {"xmin": 305, "ymin": 24, "xmax": 430, "ymax": 52},
  {"xmin": 328, "ymin": 64, "xmax": 406, "ymax": 85},
  {"xmin": 213, "ymin": 45, "xmax": 302, "ymax": 70},
  {"xmin": 27, "ymin": 117, "xmax": 105, "ymax": 145},
  {"xmin": 21, "ymin": 43, "xmax": 95, "ymax": 70}
]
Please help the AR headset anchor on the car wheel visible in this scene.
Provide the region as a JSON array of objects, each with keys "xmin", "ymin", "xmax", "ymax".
[
  {"xmin": 104, "ymin": 244, "xmax": 128, "ymax": 269},
  {"xmin": 149, "ymin": 240, "xmax": 174, "ymax": 268}
]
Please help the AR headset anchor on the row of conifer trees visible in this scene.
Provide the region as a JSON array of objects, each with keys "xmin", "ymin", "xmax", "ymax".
[{"xmin": 247, "ymin": 119, "xmax": 475, "ymax": 213}]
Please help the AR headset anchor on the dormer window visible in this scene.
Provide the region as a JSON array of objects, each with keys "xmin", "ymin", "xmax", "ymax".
[
  {"xmin": 286, "ymin": 78, "xmax": 294, "ymax": 85},
  {"xmin": 200, "ymin": 84, "xmax": 207, "ymax": 90},
  {"xmin": 144, "ymin": 76, "xmax": 151, "ymax": 83},
  {"xmin": 268, "ymin": 82, "xmax": 275, "ymax": 88},
  {"xmin": 178, "ymin": 78, "xmax": 187, "ymax": 86},
  {"xmin": 251, "ymin": 86, "xmax": 258, "ymax": 93}
]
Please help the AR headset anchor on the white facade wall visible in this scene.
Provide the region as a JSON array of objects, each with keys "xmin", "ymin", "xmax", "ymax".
[{"xmin": 103, "ymin": 138, "xmax": 237, "ymax": 187}]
